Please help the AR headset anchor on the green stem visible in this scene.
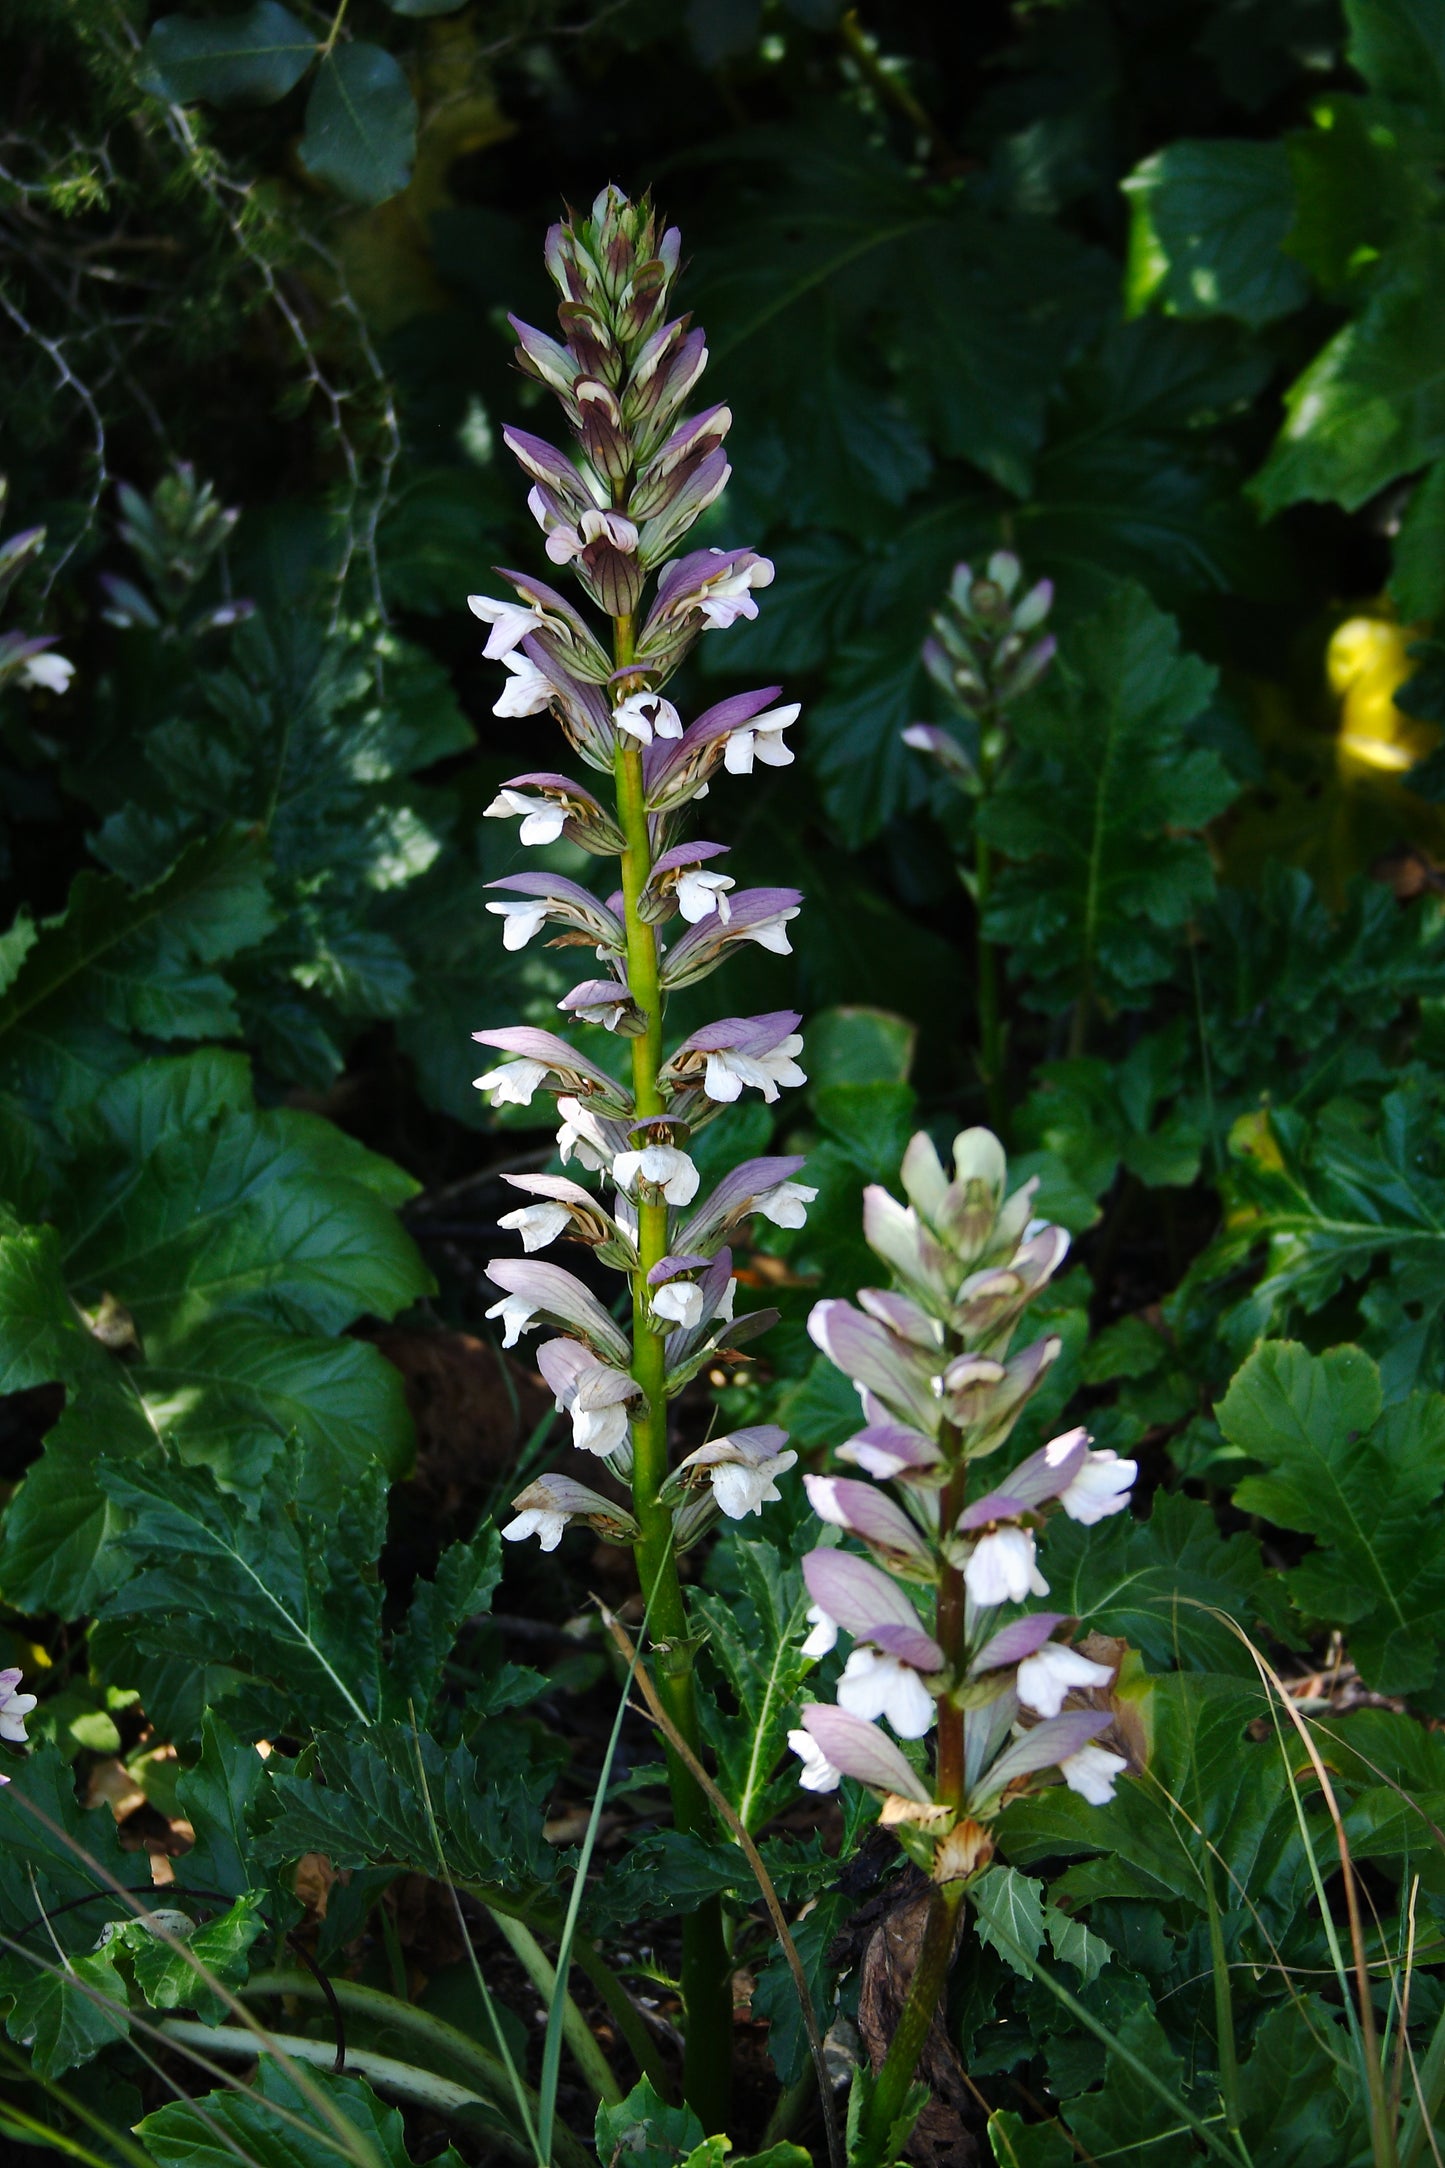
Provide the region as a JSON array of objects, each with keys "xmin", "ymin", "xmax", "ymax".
[
  {"xmin": 972, "ymin": 726, "xmax": 1006, "ymax": 1139},
  {"xmin": 485, "ymin": 1905, "xmax": 623, "ymax": 2106},
  {"xmin": 1204, "ymin": 1866, "xmax": 1245, "ymax": 2147},
  {"xmin": 611, "ymin": 628, "xmax": 732, "ymax": 2129}
]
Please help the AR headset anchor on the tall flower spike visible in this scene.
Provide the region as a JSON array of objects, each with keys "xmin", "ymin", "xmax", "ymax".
[
  {"xmin": 472, "ymin": 187, "xmax": 813, "ymax": 2127},
  {"xmin": 793, "ymin": 1125, "xmax": 1137, "ymax": 2165}
]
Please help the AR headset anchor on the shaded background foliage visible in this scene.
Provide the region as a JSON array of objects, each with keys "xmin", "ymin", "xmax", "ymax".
[{"xmin": 6, "ymin": 0, "xmax": 1445, "ymax": 2161}]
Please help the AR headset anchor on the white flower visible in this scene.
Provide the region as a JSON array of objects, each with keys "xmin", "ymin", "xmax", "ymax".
[
  {"xmin": 484, "ymin": 789, "xmax": 569, "ymax": 846},
  {"xmin": 562, "ymin": 988, "xmax": 631, "ymax": 1031},
  {"xmin": 800, "ymin": 1604, "xmax": 838, "ymax": 1660},
  {"xmin": 1058, "ymin": 1450, "xmax": 1137, "ymax": 1526},
  {"xmin": 964, "ymin": 1525, "xmax": 1049, "ymax": 1606},
  {"xmin": 702, "ymin": 1036, "xmax": 806, "ymax": 1104},
  {"xmin": 573, "ymin": 1402, "xmax": 630, "ymax": 1457},
  {"xmin": 613, "ymin": 1144, "xmax": 700, "ymax": 1205},
  {"xmin": 836, "ymin": 1648, "xmax": 936, "ymax": 1739},
  {"xmin": 532, "ymin": 493, "xmax": 639, "ymax": 566},
  {"xmin": 1060, "ymin": 1743, "xmax": 1129, "ymax": 1805},
  {"xmin": 737, "ymin": 905, "xmax": 798, "ymax": 957},
  {"xmin": 723, "ymin": 703, "xmax": 799, "ymax": 775},
  {"xmin": 754, "ymin": 1178, "xmax": 818, "ymax": 1229},
  {"xmin": 492, "ymin": 653, "xmax": 553, "ymax": 718},
  {"xmin": 698, "ymin": 557, "xmax": 774, "ymax": 628},
  {"xmin": 556, "ymin": 1098, "xmax": 615, "ymax": 1173},
  {"xmin": 1016, "ymin": 1643, "xmax": 1115, "ymax": 1720},
  {"xmin": 486, "ymin": 1293, "xmax": 538, "ymax": 1348},
  {"xmin": 652, "ymin": 1280, "xmax": 705, "ymax": 1328},
  {"xmin": 474, "ymin": 1058, "xmax": 550, "ymax": 1108},
  {"xmin": 468, "ymin": 594, "xmax": 537, "ymax": 658},
  {"xmin": 486, "ymin": 899, "xmax": 551, "ymax": 951},
  {"xmin": 676, "ymin": 868, "xmax": 734, "ymax": 923},
  {"xmin": 712, "ymin": 1275, "xmax": 737, "ymax": 1323},
  {"xmin": 498, "ymin": 1201, "xmax": 572, "ymax": 1253},
  {"xmin": 20, "ymin": 652, "xmax": 74, "ymax": 694},
  {"xmin": 614, "ymin": 691, "xmax": 683, "ymax": 744},
  {"xmin": 503, "ymin": 1506, "xmax": 569, "ymax": 1551},
  {"xmin": 709, "ymin": 1448, "xmax": 796, "ymax": 1520},
  {"xmin": 0, "ymin": 1669, "xmax": 35, "ymax": 1744},
  {"xmin": 789, "ymin": 1727, "xmax": 840, "ymax": 1793}
]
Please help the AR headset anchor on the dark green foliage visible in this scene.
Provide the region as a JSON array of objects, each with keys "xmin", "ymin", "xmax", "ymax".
[{"xmin": 981, "ymin": 585, "xmax": 1233, "ymax": 1015}]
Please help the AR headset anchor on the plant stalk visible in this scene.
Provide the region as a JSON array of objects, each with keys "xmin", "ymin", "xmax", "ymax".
[
  {"xmin": 611, "ymin": 623, "xmax": 732, "ymax": 2128},
  {"xmin": 972, "ymin": 730, "xmax": 1007, "ymax": 1139},
  {"xmin": 853, "ymin": 1881, "xmax": 966, "ymax": 2168}
]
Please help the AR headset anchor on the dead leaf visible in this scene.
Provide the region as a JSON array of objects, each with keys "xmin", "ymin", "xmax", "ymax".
[{"xmin": 856, "ymin": 1867, "xmax": 980, "ymax": 2168}]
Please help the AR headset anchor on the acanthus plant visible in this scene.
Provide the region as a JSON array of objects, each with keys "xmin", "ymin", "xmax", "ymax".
[
  {"xmin": 904, "ymin": 556, "xmax": 1054, "ymax": 1134},
  {"xmin": 467, "ymin": 187, "xmax": 815, "ymax": 2125},
  {"xmin": 793, "ymin": 1127, "xmax": 1136, "ymax": 2165}
]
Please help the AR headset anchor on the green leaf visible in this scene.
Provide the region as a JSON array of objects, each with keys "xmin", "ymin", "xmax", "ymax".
[
  {"xmin": 1063, "ymin": 2004, "xmax": 1191, "ymax": 2166},
  {"xmin": 987, "ymin": 2111, "xmax": 1075, "ymax": 2167},
  {"xmin": 95, "ymin": 1456, "xmax": 385, "ymax": 1735},
  {"xmin": 806, "ymin": 1005, "xmax": 917, "ymax": 1086},
  {"xmin": 1391, "ymin": 458, "xmax": 1445, "ymax": 619},
  {"xmin": 1219, "ymin": 1339, "xmax": 1445, "ymax": 1698},
  {"xmin": 174, "ymin": 1714, "xmax": 269, "ymax": 1898},
  {"xmin": 1001, "ymin": 1673, "xmax": 1313, "ymax": 1935},
  {"xmin": 595, "ymin": 2079, "xmax": 703, "ymax": 2168},
  {"xmin": 750, "ymin": 1892, "xmax": 850, "ymax": 2087},
  {"xmin": 1124, "ymin": 139, "xmax": 1309, "ymax": 327},
  {"xmin": 1346, "ymin": 0, "xmax": 1445, "ymax": 130},
  {"xmin": 0, "ymin": 1945, "xmax": 129, "ymax": 2080},
  {"xmin": 1252, "ymin": 251, "xmax": 1445, "ymax": 514},
  {"xmin": 58, "ymin": 1100, "xmax": 428, "ymax": 1348},
  {"xmin": 260, "ymin": 1722, "xmax": 559, "ymax": 1898},
  {"xmin": 585, "ymin": 1831, "xmax": 747, "ymax": 1930},
  {"xmin": 300, "ymin": 43, "xmax": 417, "ymax": 207},
  {"xmin": 387, "ymin": 1527, "xmax": 503, "ymax": 1723},
  {"xmin": 1042, "ymin": 1903, "xmax": 1112, "ymax": 1984},
  {"xmin": 0, "ymin": 831, "xmax": 274, "ymax": 1141},
  {"xmin": 139, "ymin": 3, "xmax": 314, "ymax": 107},
  {"xmin": 1235, "ymin": 1998, "xmax": 1360, "ymax": 2164},
  {"xmin": 813, "ymin": 1082, "xmax": 917, "ymax": 1182},
  {"xmin": 1044, "ymin": 1489, "xmax": 1291, "ymax": 1675},
  {"xmin": 140, "ymin": 2055, "xmax": 468, "ymax": 2168},
  {"xmin": 972, "ymin": 1866, "xmax": 1047, "ymax": 1977},
  {"xmin": 123, "ymin": 1891, "xmax": 264, "ymax": 2020},
  {"xmin": 809, "ymin": 633, "xmax": 931, "ymax": 848},
  {"xmin": 981, "ymin": 583, "xmax": 1230, "ymax": 1013}
]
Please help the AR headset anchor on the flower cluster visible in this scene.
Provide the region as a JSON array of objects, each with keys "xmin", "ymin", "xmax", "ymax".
[
  {"xmin": 467, "ymin": 189, "xmax": 815, "ymax": 1564},
  {"xmin": 902, "ymin": 551, "xmax": 1053, "ymax": 788},
  {"xmin": 789, "ymin": 1128, "xmax": 1136, "ymax": 1878}
]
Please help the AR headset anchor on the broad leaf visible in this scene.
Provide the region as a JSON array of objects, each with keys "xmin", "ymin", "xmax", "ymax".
[
  {"xmin": 1218, "ymin": 1339, "xmax": 1445, "ymax": 1699},
  {"xmin": 1124, "ymin": 138, "xmax": 1309, "ymax": 327},
  {"xmin": 1253, "ymin": 250, "xmax": 1445, "ymax": 514},
  {"xmin": 140, "ymin": 3, "xmax": 314, "ymax": 107},
  {"xmin": 0, "ymin": 830, "xmax": 273, "ymax": 1144},
  {"xmin": 300, "ymin": 43, "xmax": 417, "ymax": 206},
  {"xmin": 260, "ymin": 1722, "xmax": 560, "ymax": 1898},
  {"xmin": 981, "ymin": 584, "xmax": 1231, "ymax": 1013},
  {"xmin": 140, "ymin": 2056, "xmax": 469, "ymax": 2168}
]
